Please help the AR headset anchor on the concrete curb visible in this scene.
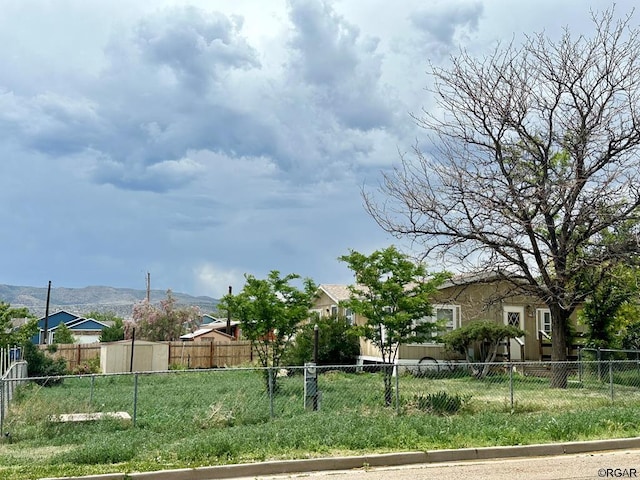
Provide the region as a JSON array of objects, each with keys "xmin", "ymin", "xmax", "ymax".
[{"xmin": 43, "ymin": 437, "xmax": 640, "ymax": 480}]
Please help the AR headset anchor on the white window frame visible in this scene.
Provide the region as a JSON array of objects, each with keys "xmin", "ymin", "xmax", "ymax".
[
  {"xmin": 413, "ymin": 304, "xmax": 460, "ymax": 344},
  {"xmin": 537, "ymin": 308, "xmax": 552, "ymax": 334},
  {"xmin": 344, "ymin": 307, "xmax": 355, "ymax": 325}
]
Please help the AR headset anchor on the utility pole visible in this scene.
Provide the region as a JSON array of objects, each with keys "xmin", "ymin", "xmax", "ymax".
[
  {"xmin": 226, "ymin": 285, "xmax": 232, "ymax": 336},
  {"xmin": 146, "ymin": 272, "xmax": 151, "ymax": 303},
  {"xmin": 42, "ymin": 280, "xmax": 51, "ymax": 345}
]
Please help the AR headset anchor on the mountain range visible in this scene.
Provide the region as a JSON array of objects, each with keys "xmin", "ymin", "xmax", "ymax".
[{"xmin": 0, "ymin": 284, "xmax": 219, "ymax": 319}]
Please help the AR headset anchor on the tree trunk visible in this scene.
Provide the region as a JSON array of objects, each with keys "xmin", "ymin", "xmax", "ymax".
[{"xmin": 550, "ymin": 304, "xmax": 570, "ymax": 388}]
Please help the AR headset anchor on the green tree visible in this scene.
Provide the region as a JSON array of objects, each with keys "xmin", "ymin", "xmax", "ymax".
[
  {"xmin": 54, "ymin": 323, "xmax": 75, "ymax": 344},
  {"xmin": 85, "ymin": 311, "xmax": 126, "ymax": 342},
  {"xmin": 365, "ymin": 9, "xmax": 640, "ymax": 388},
  {"xmin": 441, "ymin": 320, "xmax": 526, "ymax": 379},
  {"xmin": 219, "ymin": 271, "xmax": 317, "ymax": 390},
  {"xmin": 622, "ymin": 319, "xmax": 640, "ymax": 350},
  {"xmin": 99, "ymin": 317, "xmax": 125, "ymax": 342},
  {"xmin": 130, "ymin": 290, "xmax": 201, "ymax": 341},
  {"xmin": 0, "ymin": 301, "xmax": 36, "ymax": 348},
  {"xmin": 284, "ymin": 314, "xmax": 360, "ymax": 367},
  {"xmin": 339, "ymin": 246, "xmax": 448, "ymax": 406},
  {"xmin": 579, "ymin": 266, "xmax": 640, "ymax": 349}
]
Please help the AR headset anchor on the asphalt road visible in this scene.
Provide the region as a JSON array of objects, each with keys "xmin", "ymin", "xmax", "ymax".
[{"xmin": 234, "ymin": 449, "xmax": 640, "ymax": 480}]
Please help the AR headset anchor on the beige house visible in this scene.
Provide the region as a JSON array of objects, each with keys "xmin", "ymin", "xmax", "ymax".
[
  {"xmin": 180, "ymin": 326, "xmax": 235, "ymax": 343},
  {"xmin": 313, "ymin": 276, "xmax": 582, "ymax": 366}
]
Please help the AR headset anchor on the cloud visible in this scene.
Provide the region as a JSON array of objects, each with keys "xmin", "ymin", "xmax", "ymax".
[
  {"xmin": 285, "ymin": 0, "xmax": 394, "ymax": 131},
  {"xmin": 134, "ymin": 6, "xmax": 260, "ymax": 93},
  {"xmin": 194, "ymin": 262, "xmax": 245, "ymax": 298},
  {"xmin": 92, "ymin": 155, "xmax": 206, "ymax": 193},
  {"xmin": 410, "ymin": 0, "xmax": 483, "ymax": 56}
]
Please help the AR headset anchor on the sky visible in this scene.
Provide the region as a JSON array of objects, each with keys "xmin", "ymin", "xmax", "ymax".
[{"xmin": 0, "ymin": 0, "xmax": 632, "ymax": 299}]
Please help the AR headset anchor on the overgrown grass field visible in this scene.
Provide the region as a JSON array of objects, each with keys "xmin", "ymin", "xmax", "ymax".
[{"xmin": 2, "ymin": 366, "xmax": 640, "ymax": 480}]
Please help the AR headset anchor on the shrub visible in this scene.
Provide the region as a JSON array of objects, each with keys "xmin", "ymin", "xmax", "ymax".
[
  {"xmin": 71, "ymin": 357, "xmax": 101, "ymax": 375},
  {"xmin": 22, "ymin": 342, "xmax": 68, "ymax": 385},
  {"xmin": 410, "ymin": 391, "xmax": 471, "ymax": 415},
  {"xmin": 284, "ymin": 315, "xmax": 360, "ymax": 366}
]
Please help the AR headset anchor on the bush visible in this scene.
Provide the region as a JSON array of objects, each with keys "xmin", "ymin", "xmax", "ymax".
[
  {"xmin": 71, "ymin": 357, "xmax": 101, "ymax": 375},
  {"xmin": 284, "ymin": 315, "xmax": 360, "ymax": 366},
  {"xmin": 410, "ymin": 391, "xmax": 471, "ymax": 415},
  {"xmin": 22, "ymin": 342, "xmax": 68, "ymax": 385}
]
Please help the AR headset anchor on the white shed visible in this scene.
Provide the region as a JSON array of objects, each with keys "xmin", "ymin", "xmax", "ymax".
[{"xmin": 100, "ymin": 340, "xmax": 169, "ymax": 373}]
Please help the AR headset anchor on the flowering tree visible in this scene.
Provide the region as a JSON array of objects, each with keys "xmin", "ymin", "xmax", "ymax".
[{"xmin": 129, "ymin": 290, "xmax": 200, "ymax": 341}]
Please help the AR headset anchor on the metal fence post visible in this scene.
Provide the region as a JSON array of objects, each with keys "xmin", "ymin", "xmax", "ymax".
[
  {"xmin": 133, "ymin": 373, "xmax": 139, "ymax": 427},
  {"xmin": 0, "ymin": 378, "xmax": 4, "ymax": 436},
  {"xmin": 509, "ymin": 362, "xmax": 514, "ymax": 410},
  {"xmin": 268, "ymin": 368, "xmax": 274, "ymax": 419},
  {"xmin": 597, "ymin": 348, "xmax": 602, "ymax": 382},
  {"xmin": 395, "ymin": 365, "xmax": 400, "ymax": 415},
  {"xmin": 609, "ymin": 360, "xmax": 614, "ymax": 403}
]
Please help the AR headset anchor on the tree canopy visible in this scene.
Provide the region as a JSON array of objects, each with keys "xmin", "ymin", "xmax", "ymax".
[
  {"xmin": 340, "ymin": 246, "xmax": 448, "ymax": 405},
  {"xmin": 85, "ymin": 311, "xmax": 126, "ymax": 343},
  {"xmin": 219, "ymin": 271, "xmax": 317, "ymax": 376},
  {"xmin": 53, "ymin": 322, "xmax": 75, "ymax": 344},
  {"xmin": 130, "ymin": 290, "xmax": 200, "ymax": 341},
  {"xmin": 442, "ymin": 320, "xmax": 526, "ymax": 379},
  {"xmin": 0, "ymin": 301, "xmax": 36, "ymax": 348},
  {"xmin": 365, "ymin": 9, "xmax": 640, "ymax": 386}
]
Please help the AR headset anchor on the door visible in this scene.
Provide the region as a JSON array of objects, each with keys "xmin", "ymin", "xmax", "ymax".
[{"xmin": 503, "ymin": 306, "xmax": 525, "ymax": 360}]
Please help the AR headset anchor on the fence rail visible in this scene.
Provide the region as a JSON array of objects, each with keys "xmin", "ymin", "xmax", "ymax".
[{"xmin": 5, "ymin": 359, "xmax": 640, "ymax": 433}]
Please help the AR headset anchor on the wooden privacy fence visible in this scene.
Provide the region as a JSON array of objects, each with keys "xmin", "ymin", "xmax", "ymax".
[
  {"xmin": 42, "ymin": 341, "xmax": 255, "ymax": 371},
  {"xmin": 42, "ymin": 344, "xmax": 101, "ymax": 371},
  {"xmin": 168, "ymin": 341, "xmax": 254, "ymax": 368}
]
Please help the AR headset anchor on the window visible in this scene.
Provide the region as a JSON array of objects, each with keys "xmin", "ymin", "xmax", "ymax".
[
  {"xmin": 330, "ymin": 305, "xmax": 338, "ymax": 317},
  {"xmin": 345, "ymin": 308, "xmax": 355, "ymax": 325},
  {"xmin": 436, "ymin": 306, "xmax": 458, "ymax": 332},
  {"xmin": 537, "ymin": 309, "xmax": 551, "ymax": 334},
  {"xmin": 414, "ymin": 305, "xmax": 460, "ymax": 341}
]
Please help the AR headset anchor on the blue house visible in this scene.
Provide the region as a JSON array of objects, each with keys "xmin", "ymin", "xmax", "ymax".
[
  {"xmin": 32, "ymin": 310, "xmax": 80, "ymax": 344},
  {"xmin": 31, "ymin": 310, "xmax": 111, "ymax": 344},
  {"xmin": 49, "ymin": 317, "xmax": 111, "ymax": 344}
]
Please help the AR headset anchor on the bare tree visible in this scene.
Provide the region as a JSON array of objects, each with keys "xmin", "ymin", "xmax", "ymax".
[{"xmin": 365, "ymin": 9, "xmax": 640, "ymax": 387}]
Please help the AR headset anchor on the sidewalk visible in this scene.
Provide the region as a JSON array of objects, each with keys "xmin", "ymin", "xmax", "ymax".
[{"xmin": 43, "ymin": 436, "xmax": 640, "ymax": 480}]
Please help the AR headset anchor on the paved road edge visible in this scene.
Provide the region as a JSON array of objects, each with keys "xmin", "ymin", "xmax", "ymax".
[{"xmin": 43, "ymin": 436, "xmax": 640, "ymax": 480}]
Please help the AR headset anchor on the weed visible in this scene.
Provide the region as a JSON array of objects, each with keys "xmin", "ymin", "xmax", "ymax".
[{"xmin": 410, "ymin": 391, "xmax": 471, "ymax": 415}]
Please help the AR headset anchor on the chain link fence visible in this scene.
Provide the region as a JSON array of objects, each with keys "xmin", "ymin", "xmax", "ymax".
[{"xmin": 3, "ymin": 360, "xmax": 640, "ymax": 436}]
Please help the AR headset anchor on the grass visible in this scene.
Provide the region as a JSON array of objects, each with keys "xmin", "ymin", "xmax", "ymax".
[{"xmin": 2, "ymin": 367, "xmax": 640, "ymax": 479}]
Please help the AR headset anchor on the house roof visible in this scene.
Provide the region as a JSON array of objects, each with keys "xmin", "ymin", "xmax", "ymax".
[
  {"xmin": 202, "ymin": 314, "xmax": 230, "ymax": 325},
  {"xmin": 204, "ymin": 318, "xmax": 240, "ymax": 328},
  {"xmin": 36, "ymin": 310, "xmax": 81, "ymax": 329},
  {"xmin": 180, "ymin": 326, "xmax": 234, "ymax": 340},
  {"xmin": 319, "ymin": 272, "xmax": 508, "ymax": 299},
  {"xmin": 51, "ymin": 318, "xmax": 110, "ymax": 331},
  {"xmin": 11, "ymin": 317, "xmax": 31, "ymax": 329},
  {"xmin": 318, "ymin": 284, "xmax": 352, "ymax": 303}
]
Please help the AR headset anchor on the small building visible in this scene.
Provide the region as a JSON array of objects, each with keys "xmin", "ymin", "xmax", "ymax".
[
  {"xmin": 180, "ymin": 326, "xmax": 235, "ymax": 343},
  {"xmin": 100, "ymin": 340, "xmax": 169, "ymax": 373}
]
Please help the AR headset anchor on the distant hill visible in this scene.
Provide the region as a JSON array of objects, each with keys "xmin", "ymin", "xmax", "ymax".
[{"xmin": 0, "ymin": 284, "xmax": 219, "ymax": 319}]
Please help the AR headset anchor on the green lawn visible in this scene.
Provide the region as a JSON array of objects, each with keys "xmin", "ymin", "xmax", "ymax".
[{"xmin": 2, "ymin": 367, "xmax": 640, "ymax": 480}]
